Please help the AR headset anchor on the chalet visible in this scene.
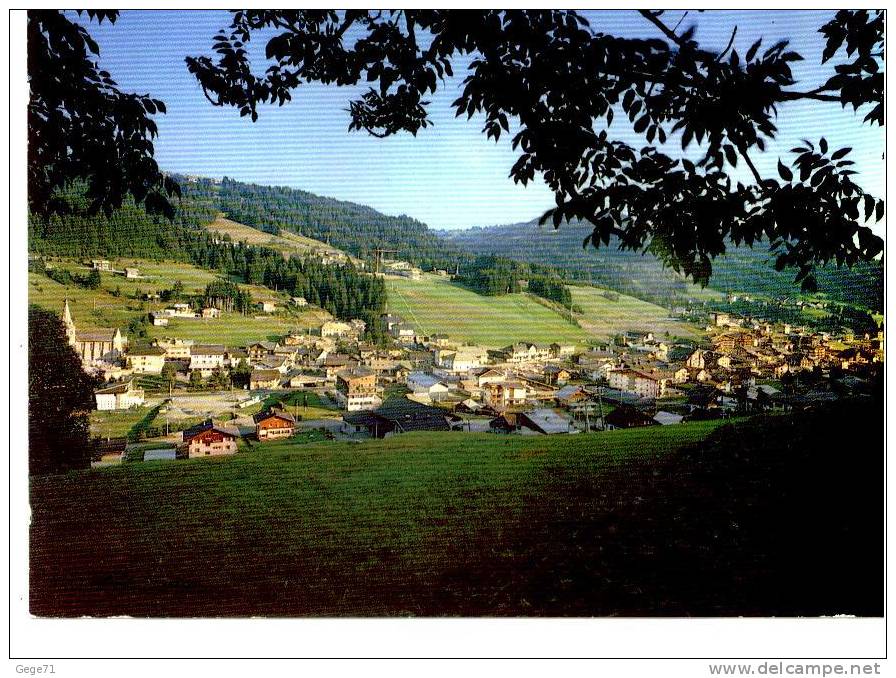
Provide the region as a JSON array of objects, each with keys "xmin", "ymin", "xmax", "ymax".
[
  {"xmin": 543, "ymin": 365, "xmax": 572, "ymax": 386},
  {"xmin": 335, "ymin": 366, "xmax": 381, "ymax": 411},
  {"xmin": 91, "ymin": 259, "xmax": 112, "ymax": 271},
  {"xmin": 485, "ymin": 381, "xmax": 529, "ymax": 409},
  {"xmin": 323, "ymin": 353, "xmax": 357, "ymax": 379},
  {"xmin": 124, "ymin": 267, "xmax": 140, "ymax": 279},
  {"xmin": 170, "ymin": 303, "xmax": 195, "ymax": 318},
  {"xmin": 201, "ymin": 307, "xmax": 221, "ymax": 319},
  {"xmin": 127, "ymin": 345, "xmax": 166, "ymax": 374},
  {"xmin": 291, "ymin": 296, "xmax": 308, "ymax": 307},
  {"xmin": 435, "ymin": 348, "xmax": 487, "ymax": 374},
  {"xmin": 250, "ymin": 369, "xmax": 282, "ymax": 390},
  {"xmin": 253, "ymin": 409, "xmax": 296, "ymax": 440},
  {"xmin": 247, "ymin": 341, "xmax": 278, "ymax": 360},
  {"xmin": 673, "ymin": 367, "xmax": 690, "ymax": 384},
  {"xmin": 340, "ymin": 397, "xmax": 457, "ymax": 438},
  {"xmin": 604, "ymin": 405, "xmax": 659, "ymax": 430},
  {"xmin": 182, "ymin": 421, "xmax": 239, "ymax": 458},
  {"xmin": 489, "ymin": 409, "xmax": 575, "ymax": 435},
  {"xmin": 653, "ymin": 411, "xmax": 684, "ymax": 426},
  {"xmin": 189, "ymin": 345, "xmax": 227, "ymax": 372},
  {"xmin": 555, "ymin": 384, "xmax": 589, "ymax": 409},
  {"xmin": 95, "ymin": 379, "xmax": 145, "ymax": 411},
  {"xmin": 258, "ymin": 301, "xmax": 277, "ymax": 313}
]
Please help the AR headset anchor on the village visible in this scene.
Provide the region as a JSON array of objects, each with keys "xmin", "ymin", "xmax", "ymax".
[{"xmin": 62, "ymin": 276, "xmax": 885, "ymax": 466}]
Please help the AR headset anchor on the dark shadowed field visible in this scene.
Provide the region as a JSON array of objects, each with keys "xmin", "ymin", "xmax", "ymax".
[{"xmin": 30, "ymin": 402, "xmax": 883, "ymax": 617}]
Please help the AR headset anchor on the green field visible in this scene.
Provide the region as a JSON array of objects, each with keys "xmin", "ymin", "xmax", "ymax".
[
  {"xmin": 31, "ymin": 421, "xmax": 723, "ymax": 616},
  {"xmin": 29, "ymin": 399, "xmax": 884, "ymax": 617},
  {"xmin": 90, "ymin": 406, "xmax": 157, "ymax": 439},
  {"xmin": 29, "ymin": 259, "xmax": 330, "ymax": 347},
  {"xmin": 385, "ymin": 273, "xmax": 698, "ymax": 347},
  {"xmin": 386, "ymin": 274, "xmax": 589, "ymax": 347},
  {"xmin": 569, "ymin": 285, "xmax": 700, "ymax": 341}
]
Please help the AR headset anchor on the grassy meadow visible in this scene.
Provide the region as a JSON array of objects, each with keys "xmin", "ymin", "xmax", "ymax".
[
  {"xmin": 385, "ymin": 273, "xmax": 698, "ymax": 347},
  {"xmin": 386, "ymin": 274, "xmax": 590, "ymax": 347},
  {"xmin": 569, "ymin": 285, "xmax": 700, "ymax": 341},
  {"xmin": 29, "ymin": 403, "xmax": 884, "ymax": 617}
]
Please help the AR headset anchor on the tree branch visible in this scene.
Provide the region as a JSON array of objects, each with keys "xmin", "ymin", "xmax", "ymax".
[
  {"xmin": 639, "ymin": 9, "xmax": 688, "ymax": 47},
  {"xmin": 737, "ymin": 144, "xmax": 764, "ymax": 186}
]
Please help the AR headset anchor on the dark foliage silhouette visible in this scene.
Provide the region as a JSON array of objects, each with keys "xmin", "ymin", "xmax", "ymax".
[
  {"xmin": 187, "ymin": 10, "xmax": 883, "ymax": 291},
  {"xmin": 28, "ymin": 11, "xmax": 179, "ymax": 218},
  {"xmin": 28, "ymin": 306, "xmax": 98, "ymax": 475}
]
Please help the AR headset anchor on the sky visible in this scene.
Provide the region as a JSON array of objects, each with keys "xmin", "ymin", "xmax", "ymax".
[{"xmin": 82, "ymin": 10, "xmax": 885, "ymax": 233}]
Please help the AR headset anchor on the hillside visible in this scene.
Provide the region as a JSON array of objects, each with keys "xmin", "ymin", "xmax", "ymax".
[
  {"xmin": 205, "ymin": 213, "xmax": 355, "ymax": 264},
  {"xmin": 28, "ymin": 258, "xmax": 331, "ymax": 347},
  {"xmin": 440, "ymin": 219, "xmax": 884, "ymax": 311},
  {"xmin": 30, "ymin": 402, "xmax": 883, "ymax": 617},
  {"xmin": 385, "ymin": 273, "xmax": 697, "ymax": 347}
]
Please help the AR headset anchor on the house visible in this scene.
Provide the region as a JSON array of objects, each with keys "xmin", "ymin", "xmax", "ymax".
[
  {"xmin": 182, "ymin": 421, "xmax": 239, "ymax": 458},
  {"xmin": 607, "ymin": 368, "xmax": 668, "ymax": 399},
  {"xmin": 91, "ymin": 259, "xmax": 112, "ymax": 271},
  {"xmin": 556, "ymin": 384, "xmax": 589, "ymax": 409},
  {"xmin": 170, "ymin": 303, "xmax": 195, "ymax": 318},
  {"xmin": 258, "ymin": 301, "xmax": 277, "ymax": 313},
  {"xmin": 391, "ymin": 322, "xmax": 417, "ymax": 343},
  {"xmin": 550, "ymin": 343, "xmax": 577, "ymax": 358},
  {"xmin": 289, "ymin": 373, "xmax": 328, "ymax": 389},
  {"xmin": 525, "ymin": 408, "xmax": 577, "ymax": 434},
  {"xmin": 291, "ymin": 297, "xmax": 308, "ymax": 307},
  {"xmin": 124, "ymin": 267, "xmax": 140, "ymax": 279},
  {"xmin": 485, "ymin": 381, "xmax": 529, "ymax": 409},
  {"xmin": 127, "ymin": 345, "xmax": 166, "ymax": 374},
  {"xmin": 253, "ymin": 409, "xmax": 296, "ymax": 440},
  {"xmin": 247, "ymin": 341, "xmax": 278, "ymax": 360},
  {"xmin": 477, "ymin": 368, "xmax": 507, "ymax": 387},
  {"xmin": 406, "ymin": 371, "xmax": 452, "ymax": 401},
  {"xmin": 323, "ymin": 353, "xmax": 357, "ymax": 379},
  {"xmin": 435, "ymin": 348, "xmax": 486, "ymax": 374},
  {"xmin": 604, "ymin": 405, "xmax": 659, "ymax": 429},
  {"xmin": 153, "ymin": 337, "xmax": 194, "ymax": 359},
  {"xmin": 149, "ymin": 311, "xmax": 170, "ymax": 327},
  {"xmin": 543, "ymin": 365, "xmax": 572, "ymax": 386},
  {"xmin": 341, "ymin": 397, "xmax": 457, "ymax": 438},
  {"xmin": 321, "ymin": 320, "xmax": 354, "ymax": 338},
  {"xmin": 189, "ymin": 345, "xmax": 227, "ymax": 372},
  {"xmin": 673, "ymin": 367, "xmax": 690, "ymax": 384},
  {"xmin": 95, "ymin": 379, "xmax": 145, "ymax": 411},
  {"xmin": 250, "ymin": 369, "xmax": 282, "ymax": 390},
  {"xmin": 201, "ymin": 307, "xmax": 220, "ymax": 319},
  {"xmin": 381, "ymin": 313, "xmax": 403, "ymax": 332},
  {"xmin": 334, "ymin": 366, "xmax": 381, "ymax": 411}
]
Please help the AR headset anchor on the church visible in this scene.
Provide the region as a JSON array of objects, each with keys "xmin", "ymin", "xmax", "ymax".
[{"xmin": 62, "ymin": 300, "xmax": 127, "ymax": 365}]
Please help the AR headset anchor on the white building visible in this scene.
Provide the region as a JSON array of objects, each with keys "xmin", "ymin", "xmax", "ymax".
[{"xmin": 95, "ymin": 379, "xmax": 145, "ymax": 411}]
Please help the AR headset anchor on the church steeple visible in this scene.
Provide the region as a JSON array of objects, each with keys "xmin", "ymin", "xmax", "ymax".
[{"xmin": 62, "ymin": 299, "xmax": 76, "ymax": 346}]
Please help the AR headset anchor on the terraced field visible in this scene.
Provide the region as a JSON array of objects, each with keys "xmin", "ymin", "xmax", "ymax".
[
  {"xmin": 386, "ymin": 274, "xmax": 589, "ymax": 347},
  {"xmin": 569, "ymin": 285, "xmax": 700, "ymax": 341},
  {"xmin": 386, "ymin": 273, "xmax": 698, "ymax": 347}
]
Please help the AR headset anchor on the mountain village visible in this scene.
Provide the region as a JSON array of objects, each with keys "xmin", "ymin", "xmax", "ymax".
[{"xmin": 62, "ymin": 274, "xmax": 884, "ymax": 466}]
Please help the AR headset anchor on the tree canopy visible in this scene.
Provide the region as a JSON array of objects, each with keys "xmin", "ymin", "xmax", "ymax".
[
  {"xmin": 186, "ymin": 9, "xmax": 884, "ymax": 291},
  {"xmin": 27, "ymin": 10, "xmax": 179, "ymax": 218}
]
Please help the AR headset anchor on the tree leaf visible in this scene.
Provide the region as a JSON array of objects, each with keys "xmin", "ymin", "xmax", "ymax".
[{"xmin": 777, "ymin": 160, "xmax": 793, "ymax": 182}]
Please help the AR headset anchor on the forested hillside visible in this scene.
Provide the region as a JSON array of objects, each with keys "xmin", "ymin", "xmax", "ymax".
[{"xmin": 441, "ymin": 220, "xmax": 884, "ymax": 312}]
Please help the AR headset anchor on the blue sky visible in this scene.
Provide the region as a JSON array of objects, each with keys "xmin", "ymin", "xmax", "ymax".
[{"xmin": 83, "ymin": 10, "xmax": 884, "ymax": 233}]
